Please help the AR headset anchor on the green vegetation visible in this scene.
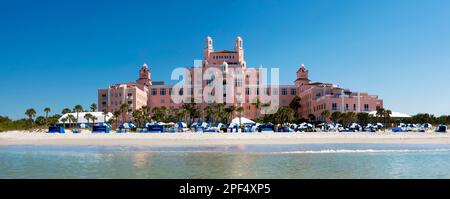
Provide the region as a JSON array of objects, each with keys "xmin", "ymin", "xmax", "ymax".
[
  {"xmin": 0, "ymin": 104, "xmax": 92, "ymax": 132},
  {"xmin": 1, "ymin": 102, "xmax": 450, "ymax": 132},
  {"xmin": 0, "ymin": 114, "xmax": 61, "ymax": 132}
]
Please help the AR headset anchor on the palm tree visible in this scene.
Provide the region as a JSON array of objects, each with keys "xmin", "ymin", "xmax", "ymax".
[
  {"xmin": 320, "ymin": 110, "xmax": 331, "ymax": 123},
  {"xmin": 376, "ymin": 107, "xmax": 385, "ymax": 121},
  {"xmin": 167, "ymin": 106, "xmax": 176, "ymax": 122},
  {"xmin": 274, "ymin": 106, "xmax": 295, "ymax": 125},
  {"xmin": 173, "ymin": 108, "xmax": 180, "ymax": 121},
  {"xmin": 289, "ymin": 96, "xmax": 301, "ymax": 118},
  {"xmin": 376, "ymin": 107, "xmax": 390, "ymax": 130},
  {"xmin": 90, "ymin": 103, "xmax": 97, "ymax": 112},
  {"xmin": 224, "ymin": 105, "xmax": 236, "ymax": 124},
  {"xmin": 384, "ymin": 109, "xmax": 392, "ymax": 129},
  {"xmin": 67, "ymin": 115, "xmax": 76, "ymax": 128},
  {"xmin": 61, "ymin": 108, "xmax": 71, "ymax": 115},
  {"xmin": 212, "ymin": 103, "xmax": 225, "ymax": 123},
  {"xmin": 141, "ymin": 105, "xmax": 150, "ymax": 123},
  {"xmin": 160, "ymin": 106, "xmax": 167, "ymax": 122},
  {"xmin": 203, "ymin": 105, "xmax": 214, "ymax": 123},
  {"xmin": 84, "ymin": 113, "xmax": 92, "ymax": 127},
  {"xmin": 132, "ymin": 109, "xmax": 143, "ymax": 127},
  {"xmin": 113, "ymin": 111, "xmax": 121, "ymax": 128},
  {"xmin": 254, "ymin": 98, "xmax": 261, "ymax": 117},
  {"xmin": 357, "ymin": 112, "xmax": 370, "ymax": 127},
  {"xmin": 236, "ymin": 106, "xmax": 244, "ymax": 126},
  {"xmin": 342, "ymin": 112, "xmax": 356, "ymax": 127},
  {"xmin": 182, "ymin": 103, "xmax": 195, "ymax": 125},
  {"xmin": 43, "ymin": 107, "xmax": 51, "ymax": 126},
  {"xmin": 193, "ymin": 108, "xmax": 202, "ymax": 123},
  {"xmin": 73, "ymin": 105, "xmax": 83, "ymax": 127},
  {"xmin": 120, "ymin": 104, "xmax": 129, "ymax": 123},
  {"xmin": 44, "ymin": 107, "xmax": 51, "ymax": 120},
  {"xmin": 330, "ymin": 112, "xmax": 342, "ymax": 123},
  {"xmin": 181, "ymin": 108, "xmax": 190, "ymax": 123},
  {"xmin": 151, "ymin": 107, "xmax": 161, "ymax": 121},
  {"xmin": 25, "ymin": 108, "xmax": 37, "ymax": 128},
  {"xmin": 102, "ymin": 109, "xmax": 109, "ymax": 123},
  {"xmin": 61, "ymin": 117, "xmax": 68, "ymax": 128},
  {"xmin": 91, "ymin": 115, "xmax": 98, "ymax": 127}
]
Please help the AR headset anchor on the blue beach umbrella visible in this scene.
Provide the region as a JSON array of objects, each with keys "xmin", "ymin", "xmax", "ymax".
[
  {"xmin": 349, "ymin": 123, "xmax": 361, "ymax": 129},
  {"xmin": 422, "ymin": 123, "xmax": 432, "ymax": 128},
  {"xmin": 176, "ymin": 122, "xmax": 187, "ymax": 128}
]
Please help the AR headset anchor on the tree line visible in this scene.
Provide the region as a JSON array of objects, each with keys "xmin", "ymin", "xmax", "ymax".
[{"xmin": 1, "ymin": 97, "xmax": 449, "ymax": 132}]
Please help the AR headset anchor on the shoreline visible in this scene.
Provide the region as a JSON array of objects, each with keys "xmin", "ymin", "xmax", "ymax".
[{"xmin": 1, "ymin": 131, "xmax": 450, "ymax": 147}]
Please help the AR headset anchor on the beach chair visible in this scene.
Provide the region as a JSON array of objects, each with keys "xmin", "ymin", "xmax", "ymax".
[{"xmin": 116, "ymin": 129, "xmax": 128, "ymax": 133}]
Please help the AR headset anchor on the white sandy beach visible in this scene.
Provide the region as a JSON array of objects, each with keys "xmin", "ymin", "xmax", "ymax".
[{"xmin": 1, "ymin": 130, "xmax": 450, "ymax": 146}]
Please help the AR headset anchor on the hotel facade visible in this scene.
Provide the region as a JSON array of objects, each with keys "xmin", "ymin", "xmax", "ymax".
[{"xmin": 98, "ymin": 37, "xmax": 383, "ymax": 121}]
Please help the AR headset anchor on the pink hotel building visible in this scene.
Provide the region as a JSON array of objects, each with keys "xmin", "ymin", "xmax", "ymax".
[{"xmin": 98, "ymin": 37, "xmax": 383, "ymax": 121}]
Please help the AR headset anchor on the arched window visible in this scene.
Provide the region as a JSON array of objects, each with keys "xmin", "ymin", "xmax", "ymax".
[{"xmin": 222, "ymin": 62, "xmax": 228, "ymax": 73}]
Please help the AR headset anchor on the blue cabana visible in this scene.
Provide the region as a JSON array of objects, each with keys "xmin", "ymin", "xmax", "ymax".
[
  {"xmin": 92, "ymin": 125, "xmax": 110, "ymax": 133},
  {"xmin": 117, "ymin": 123, "xmax": 136, "ymax": 133},
  {"xmin": 175, "ymin": 122, "xmax": 188, "ymax": 132},
  {"xmin": 196, "ymin": 122, "xmax": 210, "ymax": 132},
  {"xmin": 146, "ymin": 123, "xmax": 165, "ymax": 133},
  {"xmin": 295, "ymin": 123, "xmax": 313, "ymax": 132},
  {"xmin": 144, "ymin": 122, "xmax": 157, "ymax": 127},
  {"xmin": 243, "ymin": 123, "xmax": 256, "ymax": 132},
  {"xmin": 436, "ymin": 125, "xmax": 447, "ymax": 133},
  {"xmin": 204, "ymin": 123, "xmax": 223, "ymax": 133},
  {"xmin": 349, "ymin": 123, "xmax": 362, "ymax": 132},
  {"xmin": 227, "ymin": 123, "xmax": 239, "ymax": 133},
  {"xmin": 48, "ymin": 126, "xmax": 65, "ymax": 133},
  {"xmin": 392, "ymin": 127, "xmax": 407, "ymax": 133},
  {"xmin": 120, "ymin": 123, "xmax": 136, "ymax": 129},
  {"xmin": 364, "ymin": 123, "xmax": 377, "ymax": 132},
  {"xmin": 258, "ymin": 124, "xmax": 275, "ymax": 132},
  {"xmin": 398, "ymin": 123, "xmax": 407, "ymax": 128},
  {"xmin": 375, "ymin": 123, "xmax": 384, "ymax": 128},
  {"xmin": 277, "ymin": 126, "xmax": 293, "ymax": 133},
  {"xmin": 200, "ymin": 122, "xmax": 210, "ymax": 128},
  {"xmin": 422, "ymin": 123, "xmax": 432, "ymax": 128},
  {"xmin": 97, "ymin": 122, "xmax": 111, "ymax": 128}
]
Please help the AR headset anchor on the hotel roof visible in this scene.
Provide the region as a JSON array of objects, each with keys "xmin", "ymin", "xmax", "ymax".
[
  {"xmin": 58, "ymin": 112, "xmax": 113, "ymax": 124},
  {"xmin": 369, "ymin": 111, "xmax": 411, "ymax": 118},
  {"xmin": 212, "ymin": 50, "xmax": 237, "ymax": 53}
]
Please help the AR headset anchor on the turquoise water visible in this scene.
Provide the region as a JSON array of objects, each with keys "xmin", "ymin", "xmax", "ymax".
[{"xmin": 1, "ymin": 144, "xmax": 450, "ymax": 179}]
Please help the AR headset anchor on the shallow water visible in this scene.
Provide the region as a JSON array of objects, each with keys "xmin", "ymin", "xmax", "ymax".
[{"xmin": 1, "ymin": 144, "xmax": 450, "ymax": 179}]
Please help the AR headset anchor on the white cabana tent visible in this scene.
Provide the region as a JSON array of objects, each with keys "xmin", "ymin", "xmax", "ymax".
[
  {"xmin": 58, "ymin": 112, "xmax": 113, "ymax": 124},
  {"xmin": 368, "ymin": 111, "xmax": 411, "ymax": 118},
  {"xmin": 231, "ymin": 117, "xmax": 255, "ymax": 125}
]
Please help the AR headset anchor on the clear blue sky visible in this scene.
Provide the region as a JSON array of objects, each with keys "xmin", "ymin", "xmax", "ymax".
[{"xmin": 1, "ymin": 0, "xmax": 449, "ymax": 119}]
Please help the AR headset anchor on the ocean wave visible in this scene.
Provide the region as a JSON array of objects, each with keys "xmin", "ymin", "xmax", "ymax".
[{"xmin": 271, "ymin": 149, "xmax": 450, "ymax": 154}]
